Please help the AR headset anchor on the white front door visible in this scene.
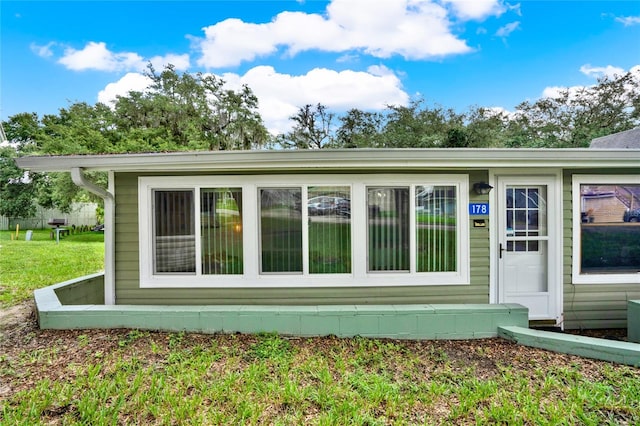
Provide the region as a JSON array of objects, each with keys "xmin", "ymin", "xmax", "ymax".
[{"xmin": 497, "ymin": 176, "xmax": 560, "ymax": 322}]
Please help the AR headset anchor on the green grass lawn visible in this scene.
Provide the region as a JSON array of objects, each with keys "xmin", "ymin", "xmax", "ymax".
[
  {"xmin": 0, "ymin": 229, "xmax": 104, "ymax": 308},
  {"xmin": 1, "ymin": 331, "xmax": 639, "ymax": 425}
]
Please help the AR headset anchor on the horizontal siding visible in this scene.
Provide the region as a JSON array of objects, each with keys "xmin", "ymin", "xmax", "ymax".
[
  {"xmin": 114, "ymin": 171, "xmax": 490, "ymax": 306},
  {"xmin": 563, "ymin": 169, "xmax": 640, "ymax": 329}
]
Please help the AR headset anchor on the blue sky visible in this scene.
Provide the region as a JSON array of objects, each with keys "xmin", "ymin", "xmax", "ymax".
[{"xmin": 1, "ymin": 0, "xmax": 639, "ymax": 134}]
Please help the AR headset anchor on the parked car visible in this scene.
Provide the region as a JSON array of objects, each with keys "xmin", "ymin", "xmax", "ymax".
[
  {"xmin": 308, "ymin": 196, "xmax": 341, "ymax": 215},
  {"xmin": 623, "ymin": 208, "xmax": 640, "ymax": 222}
]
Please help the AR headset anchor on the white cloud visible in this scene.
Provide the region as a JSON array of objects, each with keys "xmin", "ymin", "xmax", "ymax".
[
  {"xmin": 195, "ymin": 0, "xmax": 495, "ymax": 68},
  {"xmin": 149, "ymin": 54, "xmax": 191, "ymax": 72},
  {"xmin": 615, "ymin": 15, "xmax": 640, "ymax": 26},
  {"xmin": 97, "ymin": 73, "xmax": 153, "ymax": 105},
  {"xmin": 441, "ymin": 0, "xmax": 506, "ymax": 20},
  {"xmin": 57, "ymin": 41, "xmax": 190, "ymax": 73},
  {"xmin": 495, "ymin": 21, "xmax": 520, "ymax": 38},
  {"xmin": 30, "ymin": 42, "xmax": 55, "ymax": 58},
  {"xmin": 223, "ymin": 65, "xmax": 409, "ymax": 134},
  {"xmin": 58, "ymin": 42, "xmax": 146, "ymax": 72},
  {"xmin": 580, "ymin": 64, "xmax": 626, "ymax": 79}
]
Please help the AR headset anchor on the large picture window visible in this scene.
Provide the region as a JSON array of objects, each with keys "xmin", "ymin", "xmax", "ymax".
[
  {"xmin": 139, "ymin": 175, "xmax": 469, "ymax": 288},
  {"xmin": 573, "ymin": 175, "xmax": 640, "ymax": 284}
]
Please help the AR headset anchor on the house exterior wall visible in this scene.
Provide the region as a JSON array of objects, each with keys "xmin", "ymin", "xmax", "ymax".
[
  {"xmin": 114, "ymin": 170, "xmax": 492, "ymax": 306},
  {"xmin": 563, "ymin": 169, "xmax": 640, "ymax": 329}
]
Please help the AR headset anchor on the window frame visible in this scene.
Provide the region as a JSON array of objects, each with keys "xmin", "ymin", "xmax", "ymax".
[
  {"xmin": 572, "ymin": 174, "xmax": 640, "ymax": 284},
  {"xmin": 139, "ymin": 174, "xmax": 469, "ymax": 288}
]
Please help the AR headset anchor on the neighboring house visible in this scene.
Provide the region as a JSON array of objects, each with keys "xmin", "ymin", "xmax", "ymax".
[
  {"xmin": 590, "ymin": 127, "xmax": 640, "ymax": 149},
  {"xmin": 16, "ymin": 146, "xmax": 640, "ymax": 330}
]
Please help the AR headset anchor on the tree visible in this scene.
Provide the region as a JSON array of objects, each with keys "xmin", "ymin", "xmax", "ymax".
[
  {"xmin": 335, "ymin": 109, "xmax": 386, "ymax": 148},
  {"xmin": 278, "ymin": 104, "xmax": 335, "ymax": 149},
  {"xmin": 510, "ymin": 70, "xmax": 640, "ymax": 147},
  {"xmin": 463, "ymin": 107, "xmax": 511, "ymax": 148},
  {"xmin": 2, "ymin": 112, "xmax": 43, "ymax": 153},
  {"xmin": 0, "ymin": 146, "xmax": 38, "ymax": 219},
  {"xmin": 380, "ymin": 99, "xmax": 465, "ymax": 148},
  {"xmin": 113, "ymin": 64, "xmax": 268, "ymax": 152}
]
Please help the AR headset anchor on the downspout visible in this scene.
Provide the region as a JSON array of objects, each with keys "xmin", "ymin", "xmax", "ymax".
[{"xmin": 71, "ymin": 167, "xmax": 115, "ymax": 305}]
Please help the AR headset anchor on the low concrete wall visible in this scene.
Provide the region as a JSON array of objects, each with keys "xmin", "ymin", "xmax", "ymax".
[
  {"xmin": 54, "ymin": 274, "xmax": 104, "ymax": 305},
  {"xmin": 33, "ymin": 275, "xmax": 528, "ymax": 339},
  {"xmin": 629, "ymin": 300, "xmax": 640, "ymax": 344},
  {"xmin": 499, "ymin": 326, "xmax": 640, "ymax": 367}
]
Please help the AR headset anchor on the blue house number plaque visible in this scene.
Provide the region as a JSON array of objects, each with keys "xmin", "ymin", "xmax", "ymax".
[{"xmin": 469, "ymin": 203, "xmax": 489, "ymax": 215}]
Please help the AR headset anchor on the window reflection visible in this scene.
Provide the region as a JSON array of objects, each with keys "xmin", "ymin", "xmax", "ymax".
[{"xmin": 580, "ymin": 184, "xmax": 640, "ymax": 274}]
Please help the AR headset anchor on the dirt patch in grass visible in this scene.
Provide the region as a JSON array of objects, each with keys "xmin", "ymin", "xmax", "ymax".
[{"xmin": 0, "ymin": 300, "xmax": 35, "ymax": 332}]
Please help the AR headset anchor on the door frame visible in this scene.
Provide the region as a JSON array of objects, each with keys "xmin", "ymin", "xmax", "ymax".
[{"xmin": 488, "ymin": 169, "xmax": 563, "ymax": 325}]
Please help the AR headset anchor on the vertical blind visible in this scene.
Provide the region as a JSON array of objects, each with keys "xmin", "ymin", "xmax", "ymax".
[
  {"xmin": 153, "ymin": 190, "xmax": 196, "ymax": 273},
  {"xmin": 368, "ymin": 187, "xmax": 410, "ymax": 271},
  {"xmin": 201, "ymin": 188, "xmax": 243, "ymax": 275},
  {"xmin": 415, "ymin": 185, "xmax": 456, "ymax": 272}
]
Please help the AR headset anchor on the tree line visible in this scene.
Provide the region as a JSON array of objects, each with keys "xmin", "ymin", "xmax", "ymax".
[{"xmin": 1, "ymin": 65, "xmax": 639, "ymax": 219}]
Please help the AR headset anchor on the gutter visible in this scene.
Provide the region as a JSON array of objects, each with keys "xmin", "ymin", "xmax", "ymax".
[
  {"xmin": 16, "ymin": 148, "xmax": 640, "ymax": 173},
  {"xmin": 71, "ymin": 167, "xmax": 115, "ymax": 305}
]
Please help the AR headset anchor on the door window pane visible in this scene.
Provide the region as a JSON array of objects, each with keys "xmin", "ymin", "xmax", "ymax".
[
  {"xmin": 260, "ymin": 188, "xmax": 302, "ymax": 273},
  {"xmin": 505, "ymin": 186, "xmax": 547, "ymax": 253},
  {"xmin": 368, "ymin": 187, "xmax": 410, "ymax": 271},
  {"xmin": 416, "ymin": 185, "xmax": 457, "ymax": 272},
  {"xmin": 308, "ymin": 186, "xmax": 351, "ymax": 273},
  {"xmin": 201, "ymin": 188, "xmax": 243, "ymax": 275},
  {"xmin": 153, "ymin": 190, "xmax": 195, "ymax": 273}
]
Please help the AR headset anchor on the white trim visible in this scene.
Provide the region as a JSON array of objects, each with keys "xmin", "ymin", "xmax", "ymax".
[
  {"xmin": 572, "ymin": 174, "xmax": 640, "ymax": 284},
  {"xmin": 138, "ymin": 174, "xmax": 469, "ymax": 288},
  {"xmin": 105, "ymin": 171, "xmax": 115, "ymax": 304}
]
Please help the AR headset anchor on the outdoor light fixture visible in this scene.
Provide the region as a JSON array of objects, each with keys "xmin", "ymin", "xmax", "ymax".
[{"xmin": 473, "ymin": 182, "xmax": 493, "ymax": 195}]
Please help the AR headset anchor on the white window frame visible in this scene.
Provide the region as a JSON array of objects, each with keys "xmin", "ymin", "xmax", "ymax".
[
  {"xmin": 139, "ymin": 174, "xmax": 470, "ymax": 288},
  {"xmin": 572, "ymin": 174, "xmax": 640, "ymax": 284}
]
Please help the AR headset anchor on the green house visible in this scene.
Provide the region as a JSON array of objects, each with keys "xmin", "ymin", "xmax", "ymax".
[{"xmin": 16, "ymin": 146, "xmax": 640, "ymax": 331}]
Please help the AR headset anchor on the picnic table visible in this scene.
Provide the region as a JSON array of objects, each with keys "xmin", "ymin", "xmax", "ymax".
[{"xmin": 48, "ymin": 218, "xmax": 70, "ymax": 243}]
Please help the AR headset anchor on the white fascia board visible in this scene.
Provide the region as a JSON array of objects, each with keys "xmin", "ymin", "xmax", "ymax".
[{"xmin": 15, "ymin": 148, "xmax": 640, "ymax": 173}]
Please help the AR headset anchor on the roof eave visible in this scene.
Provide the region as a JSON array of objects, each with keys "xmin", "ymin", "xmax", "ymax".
[{"xmin": 15, "ymin": 148, "xmax": 640, "ymax": 173}]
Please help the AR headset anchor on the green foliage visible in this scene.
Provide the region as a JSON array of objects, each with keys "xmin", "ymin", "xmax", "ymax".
[
  {"xmin": 336, "ymin": 108, "xmax": 386, "ymax": 148},
  {"xmin": 0, "ymin": 146, "xmax": 47, "ymax": 218},
  {"xmin": 278, "ymin": 103, "xmax": 335, "ymax": 149},
  {"xmin": 510, "ymin": 71, "xmax": 640, "ymax": 147},
  {"xmin": 113, "ymin": 64, "xmax": 268, "ymax": 152}
]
